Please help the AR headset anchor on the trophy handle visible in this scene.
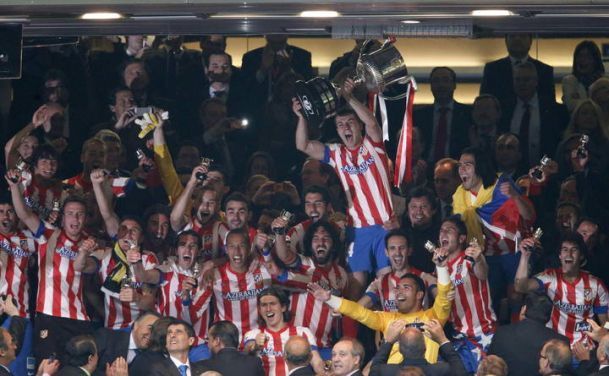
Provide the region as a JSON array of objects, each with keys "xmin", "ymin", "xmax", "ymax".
[{"xmin": 380, "ymin": 75, "xmax": 418, "ymax": 101}]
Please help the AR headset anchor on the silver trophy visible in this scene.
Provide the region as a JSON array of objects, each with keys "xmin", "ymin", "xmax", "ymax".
[
  {"xmin": 576, "ymin": 134, "xmax": 589, "ymax": 159},
  {"xmin": 272, "ymin": 210, "xmax": 294, "ymax": 235},
  {"xmin": 295, "ymin": 38, "xmax": 413, "ymax": 126},
  {"xmin": 531, "ymin": 155, "xmax": 552, "ymax": 180},
  {"xmin": 424, "ymin": 240, "xmax": 447, "ymax": 263},
  {"xmin": 195, "ymin": 158, "xmax": 214, "ymax": 182}
]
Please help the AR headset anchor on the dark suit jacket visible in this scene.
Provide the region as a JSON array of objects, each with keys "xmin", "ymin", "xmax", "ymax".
[
  {"xmin": 0, "ymin": 366, "xmax": 11, "ymax": 376},
  {"xmin": 129, "ymin": 350, "xmax": 180, "ymax": 376},
  {"xmin": 288, "ymin": 364, "xmax": 316, "ymax": 375},
  {"xmin": 413, "ymin": 101, "xmax": 472, "ymax": 162},
  {"xmin": 489, "ymin": 318, "xmax": 570, "ymax": 376},
  {"xmin": 93, "ymin": 328, "xmax": 130, "ymax": 375},
  {"xmin": 192, "ymin": 347, "xmax": 265, "ymax": 376},
  {"xmin": 56, "ymin": 366, "xmax": 88, "ymax": 376},
  {"xmin": 241, "ymin": 44, "xmax": 313, "ymax": 84},
  {"xmin": 370, "ymin": 341, "xmax": 467, "ymax": 376},
  {"xmin": 499, "ymin": 94, "xmax": 568, "ymax": 165},
  {"xmin": 590, "ymin": 367, "xmax": 609, "ymax": 376},
  {"xmin": 480, "ymin": 56, "xmax": 555, "ymax": 111}
]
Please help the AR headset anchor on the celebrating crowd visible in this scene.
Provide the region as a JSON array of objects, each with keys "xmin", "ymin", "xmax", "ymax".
[{"xmin": 0, "ymin": 33, "xmax": 608, "ymax": 376}]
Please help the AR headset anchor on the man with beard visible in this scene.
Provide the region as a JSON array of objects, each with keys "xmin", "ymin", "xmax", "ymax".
[
  {"xmin": 287, "ymin": 185, "xmax": 336, "ymax": 254},
  {"xmin": 359, "ymin": 229, "xmax": 437, "ymax": 312},
  {"xmin": 515, "ymin": 231, "xmax": 609, "ymax": 347},
  {"xmin": 133, "ymin": 230, "xmax": 213, "ymax": 362},
  {"xmin": 170, "ymin": 165, "xmax": 228, "ymax": 262},
  {"xmin": 293, "ymin": 78, "xmax": 393, "ymax": 300},
  {"xmin": 141, "ymin": 205, "xmax": 172, "ymax": 263},
  {"xmin": 402, "ymin": 187, "xmax": 442, "ymax": 274},
  {"xmin": 224, "ymin": 192, "xmax": 257, "ymax": 241},
  {"xmin": 243, "ymin": 287, "xmax": 324, "ymax": 376},
  {"xmin": 272, "ymin": 219, "xmax": 348, "ymax": 359},
  {"xmin": 308, "ymin": 244, "xmax": 453, "ymax": 365},
  {"xmin": 453, "ymin": 147, "xmax": 535, "ymax": 322},
  {"xmin": 0, "ymin": 195, "xmax": 37, "ymax": 375},
  {"xmin": 7, "ymin": 172, "xmax": 98, "ymax": 364},
  {"xmin": 90, "ymin": 169, "xmax": 158, "ymax": 330}
]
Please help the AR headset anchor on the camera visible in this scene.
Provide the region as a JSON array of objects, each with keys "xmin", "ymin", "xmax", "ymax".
[
  {"xmin": 133, "ymin": 106, "xmax": 153, "ymax": 117},
  {"xmin": 136, "ymin": 149, "xmax": 152, "ymax": 172}
]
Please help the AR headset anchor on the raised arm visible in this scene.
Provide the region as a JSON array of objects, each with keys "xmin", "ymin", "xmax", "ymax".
[
  {"xmin": 152, "ymin": 115, "xmax": 184, "ymax": 206},
  {"xmin": 464, "ymin": 240, "xmax": 488, "ymax": 280},
  {"xmin": 341, "ymin": 78, "xmax": 382, "ymax": 143},
  {"xmin": 293, "ymin": 98, "xmax": 326, "ymax": 160},
  {"xmin": 170, "ymin": 165, "xmax": 206, "ymax": 232},
  {"xmin": 5, "ymin": 170, "xmax": 41, "ymax": 233},
  {"xmin": 91, "ymin": 169, "xmax": 119, "ymax": 237},
  {"xmin": 270, "ymin": 216, "xmax": 296, "ymax": 266},
  {"xmin": 5, "ymin": 104, "xmax": 51, "ymax": 168},
  {"xmin": 514, "ymin": 238, "xmax": 542, "ymax": 293},
  {"xmin": 74, "ymin": 238, "xmax": 99, "ymax": 273},
  {"xmin": 499, "ymin": 181, "xmax": 535, "ymax": 221}
]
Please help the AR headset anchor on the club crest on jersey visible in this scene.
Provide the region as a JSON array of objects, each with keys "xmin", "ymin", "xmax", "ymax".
[
  {"xmin": 253, "ymin": 273, "xmax": 263, "ymax": 283},
  {"xmin": 584, "ymin": 288, "xmax": 593, "ymax": 303},
  {"xmin": 455, "ymin": 264, "xmax": 463, "ymax": 275},
  {"xmin": 40, "ymin": 330, "xmax": 48, "ymax": 339}
]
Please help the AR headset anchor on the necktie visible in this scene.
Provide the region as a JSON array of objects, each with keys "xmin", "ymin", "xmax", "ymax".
[
  {"xmin": 178, "ymin": 364, "xmax": 188, "ymax": 376},
  {"xmin": 433, "ymin": 107, "xmax": 449, "ymax": 161},
  {"xmin": 519, "ymin": 102, "xmax": 531, "ymax": 165}
]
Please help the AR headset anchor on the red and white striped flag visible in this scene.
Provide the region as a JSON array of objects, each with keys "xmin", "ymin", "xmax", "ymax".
[{"xmin": 393, "ymin": 82, "xmax": 416, "ymax": 187}]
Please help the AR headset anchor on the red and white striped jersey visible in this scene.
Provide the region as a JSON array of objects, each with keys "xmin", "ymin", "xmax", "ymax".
[
  {"xmin": 279, "ymin": 255, "xmax": 347, "ymax": 348},
  {"xmin": 35, "ymin": 227, "xmax": 89, "ymax": 321},
  {"xmin": 535, "ymin": 268, "xmax": 609, "ymax": 346},
  {"xmin": 365, "ymin": 268, "xmax": 437, "ymax": 312},
  {"xmin": 447, "ymin": 252, "xmax": 496, "ymax": 339},
  {"xmin": 243, "ymin": 325, "xmax": 317, "ymax": 376},
  {"xmin": 287, "ymin": 219, "xmax": 312, "ymax": 254},
  {"xmin": 24, "ymin": 180, "xmax": 66, "ymax": 219},
  {"xmin": 157, "ymin": 258, "xmax": 213, "ymax": 343},
  {"xmin": 324, "ymin": 136, "xmax": 393, "ymax": 228},
  {"xmin": 180, "ymin": 219, "xmax": 227, "ymax": 261},
  {"xmin": 96, "ymin": 248, "xmax": 158, "ymax": 329},
  {"xmin": 212, "ymin": 262, "xmax": 272, "ymax": 339},
  {"xmin": 0, "ymin": 230, "xmax": 36, "ymax": 317}
]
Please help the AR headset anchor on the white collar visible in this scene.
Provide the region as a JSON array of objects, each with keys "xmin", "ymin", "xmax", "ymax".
[
  {"xmin": 169, "ymin": 355, "xmax": 190, "ymax": 370},
  {"xmin": 129, "ymin": 332, "xmax": 137, "ymax": 350}
]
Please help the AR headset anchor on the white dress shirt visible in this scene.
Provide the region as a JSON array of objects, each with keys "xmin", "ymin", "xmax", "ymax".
[{"xmin": 170, "ymin": 355, "xmax": 191, "ymax": 376}]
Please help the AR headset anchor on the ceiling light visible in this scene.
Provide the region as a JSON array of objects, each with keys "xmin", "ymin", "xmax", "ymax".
[
  {"xmin": 299, "ymin": 10, "xmax": 339, "ymax": 18},
  {"xmin": 81, "ymin": 12, "xmax": 123, "ymax": 20},
  {"xmin": 401, "ymin": 20, "xmax": 421, "ymax": 24},
  {"xmin": 471, "ymin": 10, "xmax": 514, "ymax": 17}
]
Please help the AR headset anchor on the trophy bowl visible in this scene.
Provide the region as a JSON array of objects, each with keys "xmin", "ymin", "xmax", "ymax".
[{"xmin": 294, "ymin": 77, "xmax": 339, "ymax": 127}]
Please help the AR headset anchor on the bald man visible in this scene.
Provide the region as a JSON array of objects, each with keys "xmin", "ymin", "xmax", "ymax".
[
  {"xmin": 285, "ymin": 335, "xmax": 315, "ymax": 376},
  {"xmin": 370, "ymin": 320, "xmax": 466, "ymax": 376}
]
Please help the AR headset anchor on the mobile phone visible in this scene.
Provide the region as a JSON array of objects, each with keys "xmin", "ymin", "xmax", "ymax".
[{"xmin": 133, "ymin": 107, "xmax": 153, "ymax": 116}]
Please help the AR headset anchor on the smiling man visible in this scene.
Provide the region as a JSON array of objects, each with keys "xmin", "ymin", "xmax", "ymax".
[
  {"xmin": 359, "ymin": 229, "xmax": 437, "ymax": 312},
  {"xmin": 133, "ymin": 230, "xmax": 213, "ymax": 361},
  {"xmin": 273, "ymin": 219, "xmax": 348, "ymax": 359},
  {"xmin": 515, "ymin": 231, "xmax": 609, "ymax": 347},
  {"xmin": 8, "ymin": 172, "xmax": 98, "ymax": 365},
  {"xmin": 210, "ymin": 228, "xmax": 273, "ymax": 340},
  {"xmin": 243, "ymin": 287, "xmax": 323, "ymax": 376},
  {"xmin": 309, "ymin": 244, "xmax": 453, "ymax": 365},
  {"xmin": 293, "ymin": 78, "xmax": 393, "ymax": 301}
]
